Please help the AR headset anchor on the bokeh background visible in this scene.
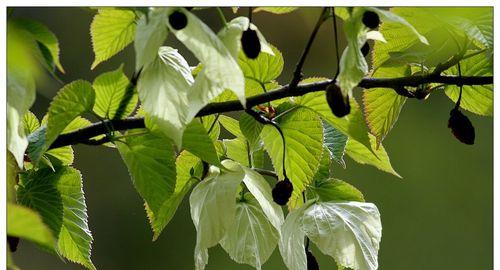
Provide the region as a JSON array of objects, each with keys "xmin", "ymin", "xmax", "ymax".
[{"xmin": 10, "ymin": 7, "xmax": 493, "ymax": 270}]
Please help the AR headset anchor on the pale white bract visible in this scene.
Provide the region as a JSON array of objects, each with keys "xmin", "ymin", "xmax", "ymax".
[
  {"xmin": 137, "ymin": 46, "xmax": 193, "ymax": 147},
  {"xmin": 190, "ymin": 160, "xmax": 284, "ymax": 270},
  {"xmin": 280, "ymin": 201, "xmax": 382, "ymax": 270}
]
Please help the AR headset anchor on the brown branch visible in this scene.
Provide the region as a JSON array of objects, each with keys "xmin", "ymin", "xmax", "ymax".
[{"xmin": 49, "ymin": 74, "xmax": 492, "ymax": 149}]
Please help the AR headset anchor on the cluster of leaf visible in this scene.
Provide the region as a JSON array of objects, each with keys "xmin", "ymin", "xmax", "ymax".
[{"xmin": 6, "ymin": 6, "xmax": 492, "ymax": 270}]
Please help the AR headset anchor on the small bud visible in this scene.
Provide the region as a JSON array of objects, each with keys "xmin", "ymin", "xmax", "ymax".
[
  {"xmin": 241, "ymin": 29, "xmax": 261, "ymax": 59},
  {"xmin": 8, "ymin": 236, "xmax": 20, "ymax": 252},
  {"xmin": 362, "ymin": 11, "xmax": 380, "ymax": 29},
  {"xmin": 448, "ymin": 108, "xmax": 475, "ymax": 145},
  {"xmin": 272, "ymin": 178, "xmax": 293, "ymax": 206},
  {"xmin": 306, "ymin": 250, "xmax": 320, "ymax": 270},
  {"xmin": 326, "ymin": 84, "xmax": 350, "ymax": 118},
  {"xmin": 361, "ymin": 42, "xmax": 370, "ymax": 57},
  {"xmin": 169, "ymin": 10, "xmax": 188, "ymax": 30}
]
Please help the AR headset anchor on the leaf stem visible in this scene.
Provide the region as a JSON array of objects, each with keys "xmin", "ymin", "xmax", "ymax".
[{"xmin": 216, "ymin": 7, "xmax": 228, "ymax": 27}]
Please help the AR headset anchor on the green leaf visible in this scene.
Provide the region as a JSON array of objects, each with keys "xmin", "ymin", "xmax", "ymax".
[
  {"xmin": 279, "ymin": 201, "xmax": 314, "ymax": 270},
  {"xmin": 90, "ymin": 8, "xmax": 137, "ymax": 69},
  {"xmin": 444, "ymin": 52, "xmax": 492, "ymax": 116},
  {"xmin": 220, "ymin": 196, "xmax": 280, "ymax": 269},
  {"xmin": 45, "ymin": 80, "xmax": 95, "ymax": 153},
  {"xmin": 17, "ymin": 169, "xmax": 64, "ymax": 238},
  {"xmin": 368, "ymin": 7, "xmax": 428, "ymax": 45},
  {"xmin": 311, "ymin": 149, "xmax": 332, "ymax": 185},
  {"xmin": 147, "ymin": 151, "xmax": 200, "ymax": 240},
  {"xmin": 372, "ymin": 8, "xmax": 491, "ymax": 69},
  {"xmin": 322, "ymin": 120, "xmax": 348, "ymax": 168},
  {"xmin": 239, "ymin": 113, "xmax": 264, "ymax": 151},
  {"xmin": 200, "ymin": 114, "xmax": 221, "ymax": 141},
  {"xmin": 218, "ymin": 115, "xmax": 244, "ymax": 138},
  {"xmin": 7, "ymin": 152, "xmax": 19, "ymax": 203},
  {"xmin": 312, "ymin": 178, "xmax": 365, "ymax": 202},
  {"xmin": 301, "ymin": 202, "xmax": 382, "ymax": 270},
  {"xmin": 7, "ymin": 202, "xmax": 56, "ymax": 251},
  {"xmin": 7, "ymin": 70, "xmax": 36, "ymax": 167},
  {"xmin": 138, "ymin": 46, "xmax": 193, "ymax": 146},
  {"xmin": 261, "ymin": 106, "xmax": 324, "ymax": 209},
  {"xmin": 134, "ymin": 8, "xmax": 169, "ymax": 71},
  {"xmin": 55, "ymin": 167, "xmax": 95, "ymax": 270},
  {"xmin": 183, "ymin": 119, "xmax": 221, "ymax": 165},
  {"xmin": 345, "ymin": 134, "xmax": 401, "ymax": 177},
  {"xmin": 253, "ymin": 7, "xmax": 298, "ymax": 14},
  {"xmin": 238, "ymin": 44, "xmax": 283, "ymax": 84},
  {"xmin": 296, "ymin": 82, "xmax": 372, "ymax": 153},
  {"xmin": 14, "ymin": 18, "xmax": 64, "ymax": 72},
  {"xmin": 23, "ymin": 111, "xmax": 40, "ymax": 134},
  {"xmin": 363, "ymin": 66, "xmax": 408, "ymax": 146},
  {"xmin": 92, "ymin": 65, "xmax": 138, "ymax": 119},
  {"xmin": 189, "ymin": 160, "xmax": 245, "ymax": 270},
  {"xmin": 116, "ymin": 132, "xmax": 176, "ymax": 215},
  {"xmin": 223, "ymin": 137, "xmax": 250, "ymax": 166}
]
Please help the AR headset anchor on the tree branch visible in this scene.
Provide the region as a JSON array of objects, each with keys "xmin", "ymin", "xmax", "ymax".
[{"xmin": 49, "ymin": 74, "xmax": 492, "ymax": 149}]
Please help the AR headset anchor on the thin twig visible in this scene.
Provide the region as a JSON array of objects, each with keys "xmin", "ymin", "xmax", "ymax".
[
  {"xmin": 331, "ymin": 7, "xmax": 341, "ymax": 80},
  {"xmin": 253, "ymin": 168, "xmax": 278, "ymax": 178},
  {"xmin": 289, "ymin": 8, "xmax": 329, "ymax": 88}
]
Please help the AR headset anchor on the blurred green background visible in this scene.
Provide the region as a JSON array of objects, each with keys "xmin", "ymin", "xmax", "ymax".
[{"xmin": 10, "ymin": 7, "xmax": 492, "ymax": 270}]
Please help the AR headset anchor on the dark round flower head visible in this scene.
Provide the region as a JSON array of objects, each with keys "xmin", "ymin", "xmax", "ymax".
[
  {"xmin": 306, "ymin": 250, "xmax": 320, "ymax": 270},
  {"xmin": 362, "ymin": 11, "xmax": 380, "ymax": 29},
  {"xmin": 241, "ymin": 28, "xmax": 261, "ymax": 59},
  {"xmin": 361, "ymin": 42, "xmax": 370, "ymax": 57},
  {"xmin": 448, "ymin": 108, "xmax": 475, "ymax": 145},
  {"xmin": 326, "ymin": 84, "xmax": 350, "ymax": 118},
  {"xmin": 8, "ymin": 236, "xmax": 20, "ymax": 252},
  {"xmin": 169, "ymin": 10, "xmax": 188, "ymax": 30},
  {"xmin": 272, "ymin": 178, "xmax": 293, "ymax": 206}
]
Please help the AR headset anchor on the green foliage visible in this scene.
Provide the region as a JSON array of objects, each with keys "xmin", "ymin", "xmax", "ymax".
[
  {"xmin": 296, "ymin": 85, "xmax": 372, "ymax": 151},
  {"xmin": 116, "ymin": 131, "xmax": 177, "ymax": 215},
  {"xmin": 7, "ymin": 202, "xmax": 56, "ymax": 251},
  {"xmin": 45, "ymin": 80, "xmax": 95, "ymax": 156},
  {"xmin": 346, "ymin": 134, "xmax": 401, "ymax": 177},
  {"xmin": 92, "ymin": 65, "xmax": 138, "ymax": 119},
  {"xmin": 17, "ymin": 166, "xmax": 95, "ymax": 269},
  {"xmin": 146, "ymin": 151, "xmax": 200, "ymax": 239},
  {"xmin": 363, "ymin": 66, "xmax": 408, "ymax": 146},
  {"xmin": 322, "ymin": 120, "xmax": 348, "ymax": 168},
  {"xmin": 17, "ymin": 169, "xmax": 64, "ymax": 237},
  {"xmin": 183, "ymin": 119, "xmax": 221, "ymax": 165},
  {"xmin": 7, "ymin": 7, "xmax": 494, "ymax": 270},
  {"xmin": 55, "ymin": 167, "xmax": 95, "ymax": 270},
  {"xmin": 253, "ymin": 7, "xmax": 298, "ymax": 14},
  {"xmin": 261, "ymin": 106, "xmax": 324, "ymax": 208},
  {"xmin": 444, "ymin": 52, "xmax": 493, "ymax": 116},
  {"xmin": 312, "ymin": 178, "xmax": 365, "ymax": 202},
  {"xmin": 90, "ymin": 9, "xmax": 137, "ymax": 69},
  {"xmin": 239, "ymin": 113, "xmax": 264, "ymax": 151},
  {"xmin": 12, "ymin": 18, "xmax": 64, "ymax": 73}
]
